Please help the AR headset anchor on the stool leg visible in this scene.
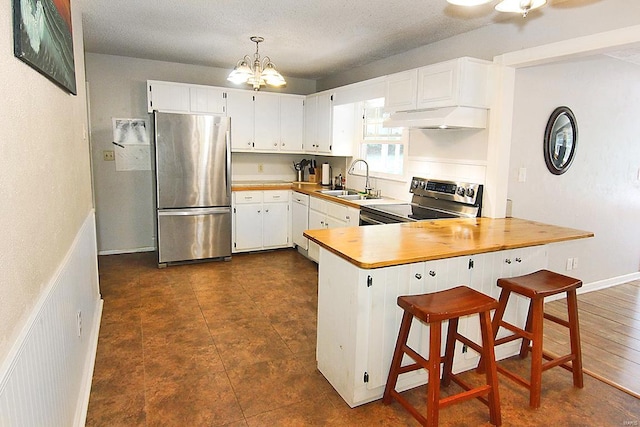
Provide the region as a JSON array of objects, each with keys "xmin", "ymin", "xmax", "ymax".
[
  {"xmin": 478, "ymin": 289, "xmax": 511, "ymax": 374},
  {"xmin": 529, "ymin": 297, "xmax": 544, "ymax": 408},
  {"xmin": 426, "ymin": 321, "xmax": 442, "ymax": 427},
  {"xmin": 441, "ymin": 318, "xmax": 459, "ymax": 387},
  {"xmin": 480, "ymin": 310, "xmax": 502, "ymax": 427},
  {"xmin": 383, "ymin": 311, "xmax": 413, "ymax": 404},
  {"xmin": 566, "ymin": 289, "xmax": 584, "ymax": 388},
  {"xmin": 519, "ymin": 302, "xmax": 534, "ymax": 358}
]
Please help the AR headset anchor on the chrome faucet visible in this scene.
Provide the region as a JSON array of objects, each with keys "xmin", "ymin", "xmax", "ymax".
[{"xmin": 348, "ymin": 158, "xmax": 372, "ymax": 194}]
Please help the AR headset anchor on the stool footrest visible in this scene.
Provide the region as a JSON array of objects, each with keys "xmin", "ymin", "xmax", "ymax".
[
  {"xmin": 544, "ymin": 312, "xmax": 570, "ymax": 328},
  {"xmin": 456, "ymin": 334, "xmax": 482, "ymax": 354},
  {"xmin": 498, "ymin": 321, "xmax": 534, "ymax": 341},
  {"xmin": 440, "ymin": 384, "xmax": 492, "ymax": 409},
  {"xmin": 448, "ymin": 374, "xmax": 491, "ymax": 408},
  {"xmin": 496, "ymin": 365, "xmax": 531, "ymax": 389},
  {"xmin": 542, "ymin": 353, "xmax": 575, "ymax": 372}
]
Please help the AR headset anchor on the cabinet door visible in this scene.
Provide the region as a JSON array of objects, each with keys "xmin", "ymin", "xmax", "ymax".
[
  {"xmin": 227, "ymin": 91, "xmax": 255, "ymax": 150},
  {"xmin": 263, "ymin": 202, "xmax": 289, "ymax": 248},
  {"xmin": 417, "ymin": 61, "xmax": 458, "ymax": 109},
  {"xmin": 148, "ymin": 81, "xmax": 190, "ymax": 113},
  {"xmin": 384, "ymin": 69, "xmax": 418, "ymax": 112},
  {"xmin": 292, "ymin": 194, "xmax": 309, "ymax": 250},
  {"xmin": 304, "ymin": 95, "xmax": 318, "ymax": 152},
  {"xmin": 316, "ymin": 92, "xmax": 333, "ymax": 153},
  {"xmin": 307, "ymin": 208, "xmax": 326, "ymax": 262},
  {"xmin": 254, "ymin": 93, "xmax": 280, "ymax": 151},
  {"xmin": 280, "ymin": 96, "xmax": 304, "ymax": 152},
  {"xmin": 190, "ymin": 86, "xmax": 226, "ymax": 114},
  {"xmin": 233, "ymin": 204, "xmax": 262, "ymax": 251}
]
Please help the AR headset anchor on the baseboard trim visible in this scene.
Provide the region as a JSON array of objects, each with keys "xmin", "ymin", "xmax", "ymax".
[{"xmin": 580, "ymin": 272, "xmax": 640, "ymax": 294}]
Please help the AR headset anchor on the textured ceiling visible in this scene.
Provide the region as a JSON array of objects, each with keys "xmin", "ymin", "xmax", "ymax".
[{"xmin": 80, "ymin": 0, "xmax": 582, "ymax": 81}]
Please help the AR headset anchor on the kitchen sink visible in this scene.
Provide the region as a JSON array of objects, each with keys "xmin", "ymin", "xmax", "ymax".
[{"xmin": 318, "ymin": 189, "xmax": 360, "ymax": 196}]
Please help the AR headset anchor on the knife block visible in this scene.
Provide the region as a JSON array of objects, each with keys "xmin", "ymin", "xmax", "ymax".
[{"xmin": 308, "ymin": 173, "xmax": 318, "ymax": 183}]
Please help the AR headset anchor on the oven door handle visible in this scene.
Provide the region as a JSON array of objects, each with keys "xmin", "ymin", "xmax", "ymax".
[{"xmin": 360, "ymin": 214, "xmax": 386, "ymax": 225}]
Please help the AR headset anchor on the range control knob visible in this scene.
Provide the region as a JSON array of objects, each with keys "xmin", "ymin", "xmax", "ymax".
[
  {"xmin": 456, "ymin": 187, "xmax": 465, "ymax": 196},
  {"xmin": 466, "ymin": 187, "xmax": 475, "ymax": 198},
  {"xmin": 411, "ymin": 180, "xmax": 419, "ymax": 189}
]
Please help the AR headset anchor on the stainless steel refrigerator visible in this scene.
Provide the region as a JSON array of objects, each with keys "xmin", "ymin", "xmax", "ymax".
[{"xmin": 153, "ymin": 111, "xmax": 231, "ymax": 266}]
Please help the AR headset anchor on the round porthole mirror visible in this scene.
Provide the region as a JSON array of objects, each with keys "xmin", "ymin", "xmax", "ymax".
[{"xmin": 544, "ymin": 106, "xmax": 578, "ymax": 175}]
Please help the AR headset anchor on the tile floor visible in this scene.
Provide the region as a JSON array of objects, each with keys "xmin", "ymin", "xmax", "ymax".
[{"xmin": 86, "ymin": 249, "xmax": 639, "ymax": 426}]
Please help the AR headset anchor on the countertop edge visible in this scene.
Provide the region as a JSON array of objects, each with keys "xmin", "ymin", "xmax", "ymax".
[{"xmin": 304, "ymin": 218, "xmax": 594, "ymax": 269}]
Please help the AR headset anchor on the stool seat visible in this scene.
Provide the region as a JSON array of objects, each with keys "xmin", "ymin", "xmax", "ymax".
[
  {"xmin": 498, "ymin": 270, "xmax": 582, "ymax": 298},
  {"xmin": 399, "ymin": 286, "xmax": 499, "ymax": 323},
  {"xmin": 384, "ymin": 286, "xmax": 501, "ymax": 426},
  {"xmin": 479, "ymin": 269, "xmax": 583, "ymax": 409}
]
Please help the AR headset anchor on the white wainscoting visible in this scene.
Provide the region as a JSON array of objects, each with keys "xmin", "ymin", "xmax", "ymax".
[{"xmin": 0, "ymin": 211, "xmax": 103, "ymax": 426}]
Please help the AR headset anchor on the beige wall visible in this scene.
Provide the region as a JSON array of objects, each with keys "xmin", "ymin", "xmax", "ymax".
[
  {"xmin": 0, "ymin": 3, "xmax": 93, "ymax": 361},
  {"xmin": 85, "ymin": 54, "xmax": 316, "ymax": 253},
  {"xmin": 509, "ymin": 56, "xmax": 640, "ymax": 283}
]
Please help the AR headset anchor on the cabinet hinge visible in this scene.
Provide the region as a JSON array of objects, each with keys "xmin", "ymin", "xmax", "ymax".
[
  {"xmin": 363, "ymin": 372, "xmax": 369, "ymax": 383},
  {"xmin": 468, "ymin": 259, "xmax": 474, "ymax": 269},
  {"xmin": 223, "ymin": 92, "xmax": 227, "ymax": 99},
  {"xmin": 330, "ymin": 94, "xmax": 334, "ymax": 102},
  {"xmin": 233, "ymin": 207, "xmax": 236, "ymax": 213},
  {"xmin": 367, "ymin": 276, "xmax": 373, "ymax": 287},
  {"xmin": 329, "ymin": 145, "xmax": 332, "ymax": 151},
  {"xmin": 233, "ymin": 242, "xmax": 236, "ymax": 248},
  {"xmin": 252, "ymin": 95, "xmax": 255, "ymax": 101}
]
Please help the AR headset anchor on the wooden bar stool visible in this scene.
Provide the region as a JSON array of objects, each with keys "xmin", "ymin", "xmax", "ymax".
[
  {"xmin": 383, "ymin": 286, "xmax": 501, "ymax": 427},
  {"xmin": 479, "ymin": 269, "xmax": 583, "ymax": 409}
]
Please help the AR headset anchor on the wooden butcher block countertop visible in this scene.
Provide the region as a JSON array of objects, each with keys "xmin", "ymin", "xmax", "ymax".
[{"xmin": 303, "ymin": 217, "xmax": 594, "ymax": 269}]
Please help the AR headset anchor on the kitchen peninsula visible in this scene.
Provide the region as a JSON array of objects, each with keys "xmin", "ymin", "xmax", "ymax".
[{"xmin": 304, "ymin": 218, "xmax": 593, "ymax": 407}]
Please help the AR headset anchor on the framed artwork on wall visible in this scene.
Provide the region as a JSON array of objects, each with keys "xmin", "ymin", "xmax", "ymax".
[{"xmin": 13, "ymin": 0, "xmax": 77, "ymax": 95}]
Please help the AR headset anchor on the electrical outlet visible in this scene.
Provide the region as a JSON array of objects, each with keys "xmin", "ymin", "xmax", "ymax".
[
  {"xmin": 572, "ymin": 257, "xmax": 579, "ymax": 270},
  {"xmin": 566, "ymin": 258, "xmax": 573, "ymax": 271},
  {"xmin": 258, "ymin": 163, "xmax": 264, "ymax": 173},
  {"xmin": 103, "ymin": 150, "xmax": 115, "ymax": 161}
]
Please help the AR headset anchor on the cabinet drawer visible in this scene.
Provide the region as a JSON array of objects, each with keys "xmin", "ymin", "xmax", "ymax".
[
  {"xmin": 309, "ymin": 196, "xmax": 327, "ymax": 213},
  {"xmin": 234, "ymin": 191, "xmax": 263, "ymax": 204},
  {"xmin": 264, "ymin": 190, "xmax": 290, "ymax": 203},
  {"xmin": 327, "ymin": 201, "xmax": 348, "ymax": 221}
]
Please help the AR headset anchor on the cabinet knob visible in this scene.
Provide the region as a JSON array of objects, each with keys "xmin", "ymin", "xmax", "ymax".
[
  {"xmin": 505, "ymin": 259, "xmax": 512, "ymax": 264},
  {"xmin": 265, "ymin": 209, "xmax": 269, "ymax": 213},
  {"xmin": 273, "ymin": 142, "xmax": 278, "ymax": 146},
  {"xmin": 257, "ymin": 210, "xmax": 261, "ymax": 213},
  {"xmin": 429, "ymin": 270, "xmax": 436, "ymax": 277},
  {"xmin": 282, "ymin": 142, "xmax": 285, "ymax": 146},
  {"xmin": 515, "ymin": 257, "xmax": 522, "ymax": 263},
  {"xmin": 415, "ymin": 273, "xmax": 422, "ymax": 280},
  {"xmin": 346, "ymin": 215, "xmax": 350, "ymax": 220}
]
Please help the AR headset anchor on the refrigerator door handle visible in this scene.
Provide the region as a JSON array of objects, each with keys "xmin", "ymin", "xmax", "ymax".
[{"xmin": 158, "ymin": 207, "xmax": 231, "ymax": 216}]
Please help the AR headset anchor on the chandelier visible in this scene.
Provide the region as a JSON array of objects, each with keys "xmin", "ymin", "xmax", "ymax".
[
  {"xmin": 447, "ymin": 0, "xmax": 547, "ymax": 17},
  {"xmin": 227, "ymin": 36, "xmax": 286, "ymax": 91}
]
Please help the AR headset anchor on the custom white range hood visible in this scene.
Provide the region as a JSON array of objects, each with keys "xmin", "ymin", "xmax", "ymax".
[{"xmin": 384, "ymin": 106, "xmax": 487, "ymax": 129}]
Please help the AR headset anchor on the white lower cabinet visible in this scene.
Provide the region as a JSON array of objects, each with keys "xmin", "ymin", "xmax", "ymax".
[
  {"xmin": 307, "ymin": 197, "xmax": 359, "ymax": 262},
  {"xmin": 292, "ymin": 192, "xmax": 310, "ymax": 250},
  {"xmin": 316, "ymin": 245, "xmax": 548, "ymax": 407},
  {"xmin": 232, "ymin": 190, "xmax": 291, "ymax": 253}
]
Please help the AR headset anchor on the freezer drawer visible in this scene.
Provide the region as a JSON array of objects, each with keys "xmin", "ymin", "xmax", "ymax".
[{"xmin": 157, "ymin": 207, "xmax": 231, "ymax": 265}]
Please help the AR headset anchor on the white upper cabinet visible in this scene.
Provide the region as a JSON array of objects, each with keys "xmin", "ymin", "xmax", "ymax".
[
  {"xmin": 280, "ymin": 96, "xmax": 305, "ymax": 152},
  {"xmin": 226, "ymin": 90, "xmax": 255, "ymax": 151},
  {"xmin": 383, "ymin": 57, "xmax": 492, "ymax": 113},
  {"xmin": 147, "ymin": 81, "xmax": 190, "ymax": 113},
  {"xmin": 254, "ymin": 92, "xmax": 280, "ymax": 151},
  {"xmin": 189, "ymin": 86, "xmax": 226, "ymax": 114},
  {"xmin": 384, "ymin": 70, "xmax": 418, "ymax": 112},
  {"xmin": 227, "ymin": 90, "xmax": 305, "ymax": 153},
  {"xmin": 416, "ymin": 57, "xmax": 492, "ymax": 109},
  {"xmin": 304, "ymin": 92, "xmax": 334, "ymax": 154},
  {"xmin": 147, "ymin": 80, "xmax": 226, "ymax": 114}
]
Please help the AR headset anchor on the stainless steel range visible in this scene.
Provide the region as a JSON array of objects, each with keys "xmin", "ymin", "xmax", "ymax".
[{"xmin": 359, "ymin": 177, "xmax": 483, "ymax": 225}]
